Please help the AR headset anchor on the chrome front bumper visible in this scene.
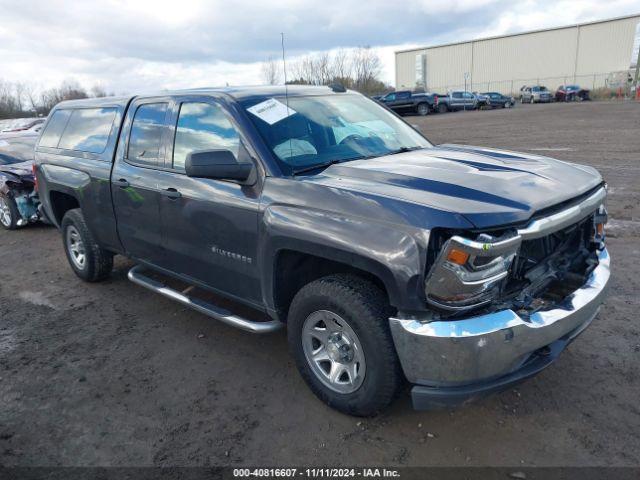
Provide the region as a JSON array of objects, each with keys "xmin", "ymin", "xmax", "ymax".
[{"xmin": 389, "ymin": 248, "xmax": 610, "ymax": 387}]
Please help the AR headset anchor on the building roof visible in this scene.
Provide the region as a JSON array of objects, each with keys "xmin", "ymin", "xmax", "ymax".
[{"xmin": 395, "ymin": 13, "xmax": 640, "ymax": 54}]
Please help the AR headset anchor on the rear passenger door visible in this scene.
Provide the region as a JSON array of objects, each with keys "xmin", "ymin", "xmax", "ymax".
[
  {"xmin": 111, "ymin": 98, "xmax": 171, "ymax": 265},
  {"xmin": 155, "ymin": 96, "xmax": 263, "ymax": 305}
]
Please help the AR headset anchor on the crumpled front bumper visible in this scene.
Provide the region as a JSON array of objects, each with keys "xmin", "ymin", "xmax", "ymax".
[{"xmin": 389, "ymin": 247, "xmax": 610, "ymax": 409}]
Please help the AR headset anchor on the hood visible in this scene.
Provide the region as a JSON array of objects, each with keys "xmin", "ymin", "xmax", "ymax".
[{"xmin": 306, "ymin": 144, "xmax": 603, "ymax": 229}]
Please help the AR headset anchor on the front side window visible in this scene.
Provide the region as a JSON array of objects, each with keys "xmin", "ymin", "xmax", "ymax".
[
  {"xmin": 128, "ymin": 103, "xmax": 168, "ymax": 166},
  {"xmin": 58, "ymin": 108, "xmax": 117, "ymax": 154},
  {"xmin": 452, "ymin": 92, "xmax": 462, "ymax": 99},
  {"xmin": 242, "ymin": 94, "xmax": 431, "ymax": 175},
  {"xmin": 384, "ymin": 93, "xmax": 396, "ymax": 101},
  {"xmin": 39, "ymin": 110, "xmax": 72, "ymax": 148},
  {"xmin": 172, "ymin": 102, "xmax": 240, "ymax": 171}
]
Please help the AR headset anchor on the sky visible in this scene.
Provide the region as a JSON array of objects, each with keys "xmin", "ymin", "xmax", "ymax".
[{"xmin": 0, "ymin": 0, "xmax": 639, "ymax": 94}]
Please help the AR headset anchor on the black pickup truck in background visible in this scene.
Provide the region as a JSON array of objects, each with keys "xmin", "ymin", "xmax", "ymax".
[
  {"xmin": 375, "ymin": 90, "xmax": 437, "ymax": 116},
  {"xmin": 35, "ymin": 86, "xmax": 610, "ymax": 416}
]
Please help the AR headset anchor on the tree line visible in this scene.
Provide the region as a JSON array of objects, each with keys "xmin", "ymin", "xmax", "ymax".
[
  {"xmin": 0, "ymin": 79, "xmax": 111, "ymax": 119},
  {"xmin": 261, "ymin": 46, "xmax": 392, "ymax": 96}
]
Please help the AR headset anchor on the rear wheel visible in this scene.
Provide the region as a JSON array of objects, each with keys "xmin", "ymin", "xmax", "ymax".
[
  {"xmin": 504, "ymin": 101, "xmax": 510, "ymax": 108},
  {"xmin": 61, "ymin": 208, "xmax": 113, "ymax": 282},
  {"xmin": 0, "ymin": 193, "xmax": 20, "ymax": 230},
  {"xmin": 530, "ymin": 96, "xmax": 535, "ymax": 104},
  {"xmin": 287, "ymin": 274, "xmax": 403, "ymax": 416},
  {"xmin": 416, "ymin": 103, "xmax": 429, "ymax": 116},
  {"xmin": 437, "ymin": 103, "xmax": 448, "ymax": 114}
]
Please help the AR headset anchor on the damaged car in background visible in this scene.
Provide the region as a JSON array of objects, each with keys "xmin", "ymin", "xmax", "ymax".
[{"xmin": 0, "ymin": 131, "xmax": 45, "ymax": 230}]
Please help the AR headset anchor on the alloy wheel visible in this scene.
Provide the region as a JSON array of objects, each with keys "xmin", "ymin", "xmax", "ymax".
[
  {"xmin": 66, "ymin": 225, "xmax": 86, "ymax": 270},
  {"xmin": 302, "ymin": 310, "xmax": 366, "ymax": 394}
]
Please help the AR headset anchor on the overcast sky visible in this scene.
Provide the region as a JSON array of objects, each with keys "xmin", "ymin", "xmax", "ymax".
[{"xmin": 0, "ymin": 0, "xmax": 638, "ymax": 94}]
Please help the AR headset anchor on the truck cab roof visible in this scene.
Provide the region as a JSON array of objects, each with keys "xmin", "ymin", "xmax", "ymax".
[{"xmin": 54, "ymin": 85, "xmax": 356, "ymax": 110}]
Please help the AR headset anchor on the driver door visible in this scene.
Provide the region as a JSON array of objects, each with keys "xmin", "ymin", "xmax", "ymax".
[{"xmin": 156, "ymin": 96, "xmax": 264, "ymax": 305}]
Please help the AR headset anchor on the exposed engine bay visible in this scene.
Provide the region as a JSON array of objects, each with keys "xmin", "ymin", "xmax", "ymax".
[{"xmin": 426, "ymin": 205, "xmax": 606, "ymax": 320}]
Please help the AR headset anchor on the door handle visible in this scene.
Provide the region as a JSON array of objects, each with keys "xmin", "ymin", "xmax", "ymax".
[
  {"xmin": 114, "ymin": 178, "xmax": 129, "ymax": 188},
  {"xmin": 162, "ymin": 187, "xmax": 181, "ymax": 199}
]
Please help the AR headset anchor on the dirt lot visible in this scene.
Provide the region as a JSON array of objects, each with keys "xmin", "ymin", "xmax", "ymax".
[{"xmin": 1, "ymin": 101, "xmax": 639, "ymax": 468}]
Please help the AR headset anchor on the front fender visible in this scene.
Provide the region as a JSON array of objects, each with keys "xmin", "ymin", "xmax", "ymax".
[{"xmin": 260, "ymin": 205, "xmax": 430, "ymax": 312}]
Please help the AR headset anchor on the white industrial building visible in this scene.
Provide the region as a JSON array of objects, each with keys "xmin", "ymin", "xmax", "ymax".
[{"xmin": 395, "ymin": 14, "xmax": 640, "ymax": 95}]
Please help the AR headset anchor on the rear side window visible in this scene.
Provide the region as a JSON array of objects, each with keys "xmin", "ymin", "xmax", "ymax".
[
  {"xmin": 58, "ymin": 108, "xmax": 117, "ymax": 154},
  {"xmin": 127, "ymin": 103, "xmax": 168, "ymax": 166},
  {"xmin": 39, "ymin": 110, "xmax": 72, "ymax": 148},
  {"xmin": 172, "ymin": 102, "xmax": 240, "ymax": 171}
]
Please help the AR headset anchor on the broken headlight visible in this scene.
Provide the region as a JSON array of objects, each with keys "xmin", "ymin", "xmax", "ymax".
[{"xmin": 424, "ymin": 233, "xmax": 522, "ymax": 312}]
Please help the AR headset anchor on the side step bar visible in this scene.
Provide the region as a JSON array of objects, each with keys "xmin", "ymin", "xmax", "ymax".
[{"xmin": 127, "ymin": 265, "xmax": 284, "ymax": 334}]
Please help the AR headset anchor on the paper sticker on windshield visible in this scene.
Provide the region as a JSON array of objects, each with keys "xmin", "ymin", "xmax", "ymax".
[{"xmin": 247, "ymin": 98, "xmax": 296, "ymax": 125}]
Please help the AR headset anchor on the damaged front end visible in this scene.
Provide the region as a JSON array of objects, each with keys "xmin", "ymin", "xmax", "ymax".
[
  {"xmin": 389, "ymin": 186, "xmax": 610, "ymax": 409},
  {"xmin": 0, "ymin": 167, "xmax": 42, "ymax": 228},
  {"xmin": 424, "ymin": 186, "xmax": 607, "ymax": 319}
]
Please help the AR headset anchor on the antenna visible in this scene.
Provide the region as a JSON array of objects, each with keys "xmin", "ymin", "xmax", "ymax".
[{"xmin": 281, "ymin": 32, "xmax": 293, "ymax": 161}]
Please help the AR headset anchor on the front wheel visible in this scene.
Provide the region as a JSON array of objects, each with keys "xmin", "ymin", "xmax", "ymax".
[
  {"xmin": 504, "ymin": 101, "xmax": 510, "ymax": 108},
  {"xmin": 287, "ymin": 274, "xmax": 403, "ymax": 416},
  {"xmin": 0, "ymin": 193, "xmax": 20, "ymax": 230},
  {"xmin": 61, "ymin": 208, "xmax": 113, "ymax": 282}
]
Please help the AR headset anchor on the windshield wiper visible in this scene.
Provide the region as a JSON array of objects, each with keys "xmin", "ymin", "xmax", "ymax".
[
  {"xmin": 385, "ymin": 146, "xmax": 425, "ymax": 156},
  {"xmin": 291, "ymin": 159, "xmax": 344, "ymax": 176}
]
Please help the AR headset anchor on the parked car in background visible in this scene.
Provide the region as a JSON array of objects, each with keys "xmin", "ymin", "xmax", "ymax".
[
  {"xmin": 520, "ymin": 86, "xmax": 552, "ymax": 103},
  {"xmin": 435, "ymin": 91, "xmax": 486, "ymax": 112},
  {"xmin": 35, "ymin": 85, "xmax": 610, "ymax": 415},
  {"xmin": 1, "ymin": 118, "xmax": 45, "ymax": 133},
  {"xmin": 556, "ymin": 85, "xmax": 590, "ymax": 101},
  {"xmin": 481, "ymin": 92, "xmax": 516, "ymax": 108},
  {"xmin": 375, "ymin": 90, "xmax": 437, "ymax": 116},
  {"xmin": 0, "ymin": 131, "xmax": 43, "ymax": 230}
]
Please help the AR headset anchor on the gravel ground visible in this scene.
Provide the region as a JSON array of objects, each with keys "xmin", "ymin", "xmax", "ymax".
[{"xmin": 1, "ymin": 101, "xmax": 639, "ymax": 468}]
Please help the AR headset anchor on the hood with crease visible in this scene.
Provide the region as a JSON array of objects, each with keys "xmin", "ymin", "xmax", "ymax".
[{"xmin": 306, "ymin": 144, "xmax": 603, "ymax": 229}]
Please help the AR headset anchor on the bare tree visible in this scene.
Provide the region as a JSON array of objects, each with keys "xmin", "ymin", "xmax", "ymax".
[
  {"xmin": 351, "ymin": 46, "xmax": 383, "ymax": 94},
  {"xmin": 91, "ymin": 85, "xmax": 108, "ymax": 98},
  {"xmin": 285, "ymin": 47, "xmax": 388, "ymax": 95},
  {"xmin": 40, "ymin": 80, "xmax": 88, "ymax": 113},
  {"xmin": 261, "ymin": 56, "xmax": 281, "ymax": 85}
]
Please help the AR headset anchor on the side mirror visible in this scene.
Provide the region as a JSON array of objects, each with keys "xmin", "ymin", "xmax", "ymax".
[{"xmin": 185, "ymin": 149, "xmax": 253, "ymax": 181}]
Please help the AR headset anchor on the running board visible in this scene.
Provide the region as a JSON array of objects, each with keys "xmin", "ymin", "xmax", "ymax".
[{"xmin": 127, "ymin": 265, "xmax": 283, "ymax": 334}]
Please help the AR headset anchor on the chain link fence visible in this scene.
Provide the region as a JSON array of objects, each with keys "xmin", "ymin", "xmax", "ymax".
[{"xmin": 423, "ymin": 71, "xmax": 639, "ymax": 99}]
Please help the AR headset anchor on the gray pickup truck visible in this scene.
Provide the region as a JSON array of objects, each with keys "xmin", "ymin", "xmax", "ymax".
[
  {"xmin": 35, "ymin": 86, "xmax": 610, "ymax": 416},
  {"xmin": 434, "ymin": 91, "xmax": 488, "ymax": 113}
]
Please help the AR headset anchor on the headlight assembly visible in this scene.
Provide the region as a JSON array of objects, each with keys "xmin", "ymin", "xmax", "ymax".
[{"xmin": 424, "ymin": 233, "xmax": 522, "ymax": 312}]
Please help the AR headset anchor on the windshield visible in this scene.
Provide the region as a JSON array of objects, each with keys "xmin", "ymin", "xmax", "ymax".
[{"xmin": 242, "ymin": 94, "xmax": 432, "ymax": 175}]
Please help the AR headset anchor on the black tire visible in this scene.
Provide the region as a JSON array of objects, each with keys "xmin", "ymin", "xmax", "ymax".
[
  {"xmin": 0, "ymin": 193, "xmax": 20, "ymax": 230},
  {"xmin": 61, "ymin": 208, "xmax": 113, "ymax": 282},
  {"xmin": 416, "ymin": 103, "xmax": 429, "ymax": 116},
  {"xmin": 287, "ymin": 274, "xmax": 403, "ymax": 416},
  {"xmin": 530, "ymin": 96, "xmax": 535, "ymax": 104},
  {"xmin": 437, "ymin": 103, "xmax": 448, "ymax": 114},
  {"xmin": 504, "ymin": 101, "xmax": 510, "ymax": 109}
]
